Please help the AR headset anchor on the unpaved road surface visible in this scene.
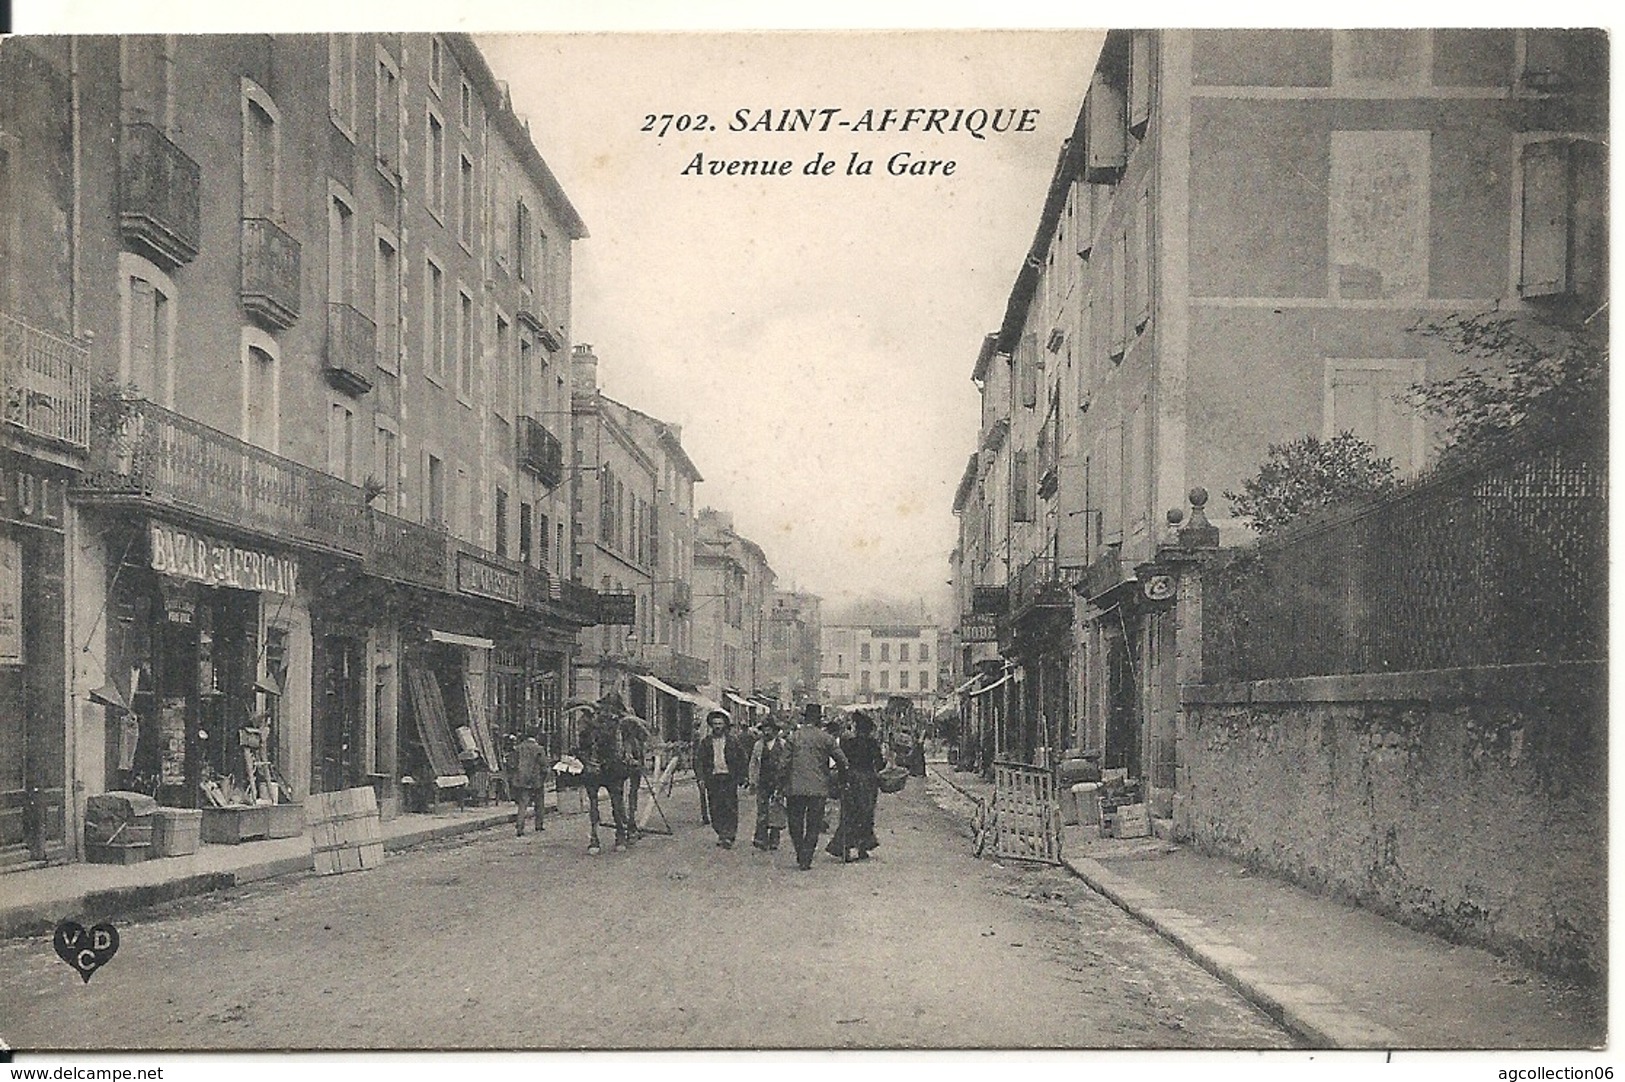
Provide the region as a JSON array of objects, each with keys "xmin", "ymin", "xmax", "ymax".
[{"xmin": 0, "ymin": 777, "xmax": 1289, "ymax": 1050}]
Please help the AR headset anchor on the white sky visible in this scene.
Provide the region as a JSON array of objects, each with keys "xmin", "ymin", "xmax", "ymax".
[{"xmin": 477, "ymin": 31, "xmax": 1104, "ymax": 611}]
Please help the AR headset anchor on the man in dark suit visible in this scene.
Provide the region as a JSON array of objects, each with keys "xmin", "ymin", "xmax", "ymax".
[{"xmin": 694, "ymin": 709, "xmax": 749, "ymax": 848}]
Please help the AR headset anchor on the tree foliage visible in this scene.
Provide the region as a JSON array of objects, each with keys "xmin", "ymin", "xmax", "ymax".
[
  {"xmin": 1226, "ymin": 433, "xmax": 1398, "ymax": 534},
  {"xmin": 1411, "ymin": 310, "xmax": 1607, "ymax": 468}
]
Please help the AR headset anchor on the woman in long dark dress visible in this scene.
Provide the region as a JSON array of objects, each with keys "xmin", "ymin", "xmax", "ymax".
[{"xmin": 831, "ymin": 713, "xmax": 884, "ymax": 861}]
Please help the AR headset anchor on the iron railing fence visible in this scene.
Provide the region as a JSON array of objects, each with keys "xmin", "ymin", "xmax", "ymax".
[
  {"xmin": 0, "ymin": 310, "xmax": 91, "ymax": 450},
  {"xmin": 1201, "ymin": 434, "xmax": 1606, "ymax": 682}
]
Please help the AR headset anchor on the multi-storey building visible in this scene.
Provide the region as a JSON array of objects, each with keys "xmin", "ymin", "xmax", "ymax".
[
  {"xmin": 691, "ymin": 508, "xmax": 777, "ymax": 720},
  {"xmin": 952, "ymin": 29, "xmax": 1607, "ymax": 805},
  {"xmin": 0, "ymin": 32, "xmax": 598, "ymax": 860},
  {"xmin": 819, "ymin": 624, "xmax": 940, "ymax": 710},
  {"xmin": 765, "ymin": 589, "xmax": 822, "ymax": 708},
  {"xmin": 569, "ymin": 344, "xmax": 708, "ymax": 742}
]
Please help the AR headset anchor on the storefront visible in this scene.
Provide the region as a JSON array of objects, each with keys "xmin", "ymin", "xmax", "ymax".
[
  {"xmin": 101, "ymin": 518, "xmax": 299, "ymax": 811},
  {"xmin": 0, "ymin": 451, "xmax": 71, "ymax": 862}
]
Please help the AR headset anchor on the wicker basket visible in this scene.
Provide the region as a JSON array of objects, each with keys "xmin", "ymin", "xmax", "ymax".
[{"xmin": 877, "ymin": 765, "xmax": 909, "ymax": 794}]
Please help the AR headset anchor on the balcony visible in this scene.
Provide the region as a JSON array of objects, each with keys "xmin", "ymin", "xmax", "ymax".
[
  {"xmin": 1009, "ymin": 553, "xmax": 1083, "ymax": 619},
  {"xmin": 0, "ymin": 310, "xmax": 91, "ymax": 451},
  {"xmin": 241, "ymin": 219, "xmax": 301, "ymax": 331},
  {"xmin": 119, "ymin": 123, "xmax": 200, "ymax": 269},
  {"xmin": 75, "ymin": 397, "xmax": 368, "ymax": 558},
  {"xmin": 642, "ymin": 645, "xmax": 710, "ymax": 688},
  {"xmin": 324, "ymin": 303, "xmax": 376, "ymax": 397},
  {"xmin": 518, "ymin": 415, "xmax": 564, "ymax": 488},
  {"xmin": 516, "ymin": 304, "xmax": 565, "ymax": 353},
  {"xmin": 365, "ymin": 510, "xmax": 450, "ymax": 591}
]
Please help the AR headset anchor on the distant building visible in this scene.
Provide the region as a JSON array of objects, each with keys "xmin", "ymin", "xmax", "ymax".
[
  {"xmin": 766, "ymin": 590, "xmax": 822, "ymax": 707},
  {"xmin": 820, "ymin": 624, "xmax": 941, "ymax": 710},
  {"xmin": 691, "ymin": 508, "xmax": 777, "ymax": 719}
]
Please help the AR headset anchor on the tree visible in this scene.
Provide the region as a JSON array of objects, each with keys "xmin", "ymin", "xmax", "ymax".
[
  {"xmin": 1410, "ymin": 309, "xmax": 1607, "ymax": 468},
  {"xmin": 1226, "ymin": 433, "xmax": 1398, "ymax": 534}
]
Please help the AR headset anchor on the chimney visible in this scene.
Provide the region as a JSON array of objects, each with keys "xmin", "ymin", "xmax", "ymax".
[{"xmin": 571, "ymin": 343, "xmax": 598, "ymax": 396}]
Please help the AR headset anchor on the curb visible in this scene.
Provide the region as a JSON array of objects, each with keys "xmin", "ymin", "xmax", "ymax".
[
  {"xmin": 923, "ymin": 765, "xmax": 1399, "ymax": 1050},
  {"xmin": 1, "ymin": 808, "xmax": 522, "ymax": 940}
]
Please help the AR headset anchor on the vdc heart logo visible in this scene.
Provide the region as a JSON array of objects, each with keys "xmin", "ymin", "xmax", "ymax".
[{"xmin": 53, "ymin": 920, "xmax": 119, "ymax": 983}]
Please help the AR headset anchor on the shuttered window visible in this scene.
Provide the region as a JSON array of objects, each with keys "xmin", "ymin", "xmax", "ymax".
[{"xmin": 1519, "ymin": 139, "xmax": 1606, "ymax": 304}]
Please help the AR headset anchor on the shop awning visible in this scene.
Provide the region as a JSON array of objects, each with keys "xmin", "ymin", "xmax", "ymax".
[
  {"xmin": 952, "ymin": 673, "xmax": 982, "ymax": 695},
  {"xmin": 430, "ymin": 630, "xmax": 495, "ymax": 650},
  {"xmin": 968, "ymin": 672, "xmax": 1012, "ymax": 697},
  {"xmin": 634, "ymin": 671, "xmax": 707, "ymax": 708},
  {"xmin": 748, "ymin": 698, "xmax": 773, "ymax": 713},
  {"xmin": 725, "ymin": 691, "xmax": 752, "ymax": 709}
]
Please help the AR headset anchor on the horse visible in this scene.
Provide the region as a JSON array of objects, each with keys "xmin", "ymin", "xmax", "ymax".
[{"xmin": 570, "ymin": 704, "xmax": 636, "ymax": 854}]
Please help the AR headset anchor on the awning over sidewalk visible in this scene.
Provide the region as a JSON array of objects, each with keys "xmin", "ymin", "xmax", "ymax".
[
  {"xmin": 968, "ymin": 672, "xmax": 1012, "ymax": 697},
  {"xmin": 725, "ymin": 691, "xmax": 752, "ymax": 709},
  {"xmin": 952, "ymin": 673, "xmax": 982, "ymax": 695},
  {"xmin": 430, "ymin": 630, "xmax": 495, "ymax": 650},
  {"xmin": 634, "ymin": 671, "xmax": 707, "ymax": 708}
]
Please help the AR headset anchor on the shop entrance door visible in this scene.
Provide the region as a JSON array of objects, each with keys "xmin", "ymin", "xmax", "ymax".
[
  {"xmin": 1104, "ymin": 617, "xmax": 1142, "ymax": 779},
  {"xmin": 314, "ymin": 635, "xmax": 365, "ymax": 793}
]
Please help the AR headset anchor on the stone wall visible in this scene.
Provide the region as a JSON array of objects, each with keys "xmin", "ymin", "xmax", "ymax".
[{"xmin": 1175, "ymin": 662, "xmax": 1606, "ymax": 983}]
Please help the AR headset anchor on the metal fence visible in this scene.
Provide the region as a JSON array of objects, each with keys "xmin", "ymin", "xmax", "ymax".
[
  {"xmin": 0, "ymin": 310, "xmax": 91, "ymax": 450},
  {"xmin": 1201, "ymin": 434, "xmax": 1606, "ymax": 682}
]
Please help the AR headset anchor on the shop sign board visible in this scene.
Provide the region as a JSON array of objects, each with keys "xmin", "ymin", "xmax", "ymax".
[
  {"xmin": 0, "ymin": 451, "xmax": 67, "ymax": 531},
  {"xmin": 148, "ymin": 521, "xmax": 299, "ymax": 596},
  {"xmin": 597, "ymin": 591, "xmax": 637, "ymax": 626},
  {"xmin": 456, "ymin": 551, "xmax": 521, "ymax": 605},
  {"xmin": 960, "ymin": 613, "xmax": 998, "ymax": 643},
  {"xmin": 0, "ymin": 535, "xmax": 21, "ymax": 663}
]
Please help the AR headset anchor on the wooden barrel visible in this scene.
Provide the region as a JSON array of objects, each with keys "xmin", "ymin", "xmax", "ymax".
[{"xmin": 308, "ymin": 787, "xmax": 384, "ymax": 875}]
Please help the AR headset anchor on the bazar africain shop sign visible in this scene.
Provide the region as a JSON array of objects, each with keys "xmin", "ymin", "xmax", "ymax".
[{"xmin": 149, "ymin": 521, "xmax": 299, "ymax": 596}]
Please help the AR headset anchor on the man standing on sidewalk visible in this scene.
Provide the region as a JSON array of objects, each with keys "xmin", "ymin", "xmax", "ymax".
[
  {"xmin": 509, "ymin": 729, "xmax": 548, "ymax": 837},
  {"xmin": 695, "ymin": 709, "xmax": 748, "ymax": 847},
  {"xmin": 786, "ymin": 704, "xmax": 847, "ymax": 871}
]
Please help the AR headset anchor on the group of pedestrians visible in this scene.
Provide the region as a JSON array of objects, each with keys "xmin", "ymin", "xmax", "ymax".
[
  {"xmin": 697, "ymin": 702, "xmax": 892, "ymax": 871},
  {"xmin": 509, "ymin": 689, "xmax": 918, "ymax": 872}
]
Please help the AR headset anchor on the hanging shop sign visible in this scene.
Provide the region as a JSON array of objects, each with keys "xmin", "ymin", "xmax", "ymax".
[
  {"xmin": 456, "ymin": 551, "xmax": 522, "ymax": 605},
  {"xmin": 0, "ymin": 452, "xmax": 67, "ymax": 531},
  {"xmin": 960, "ymin": 613, "xmax": 998, "ymax": 643},
  {"xmin": 148, "ymin": 521, "xmax": 299, "ymax": 596},
  {"xmin": 597, "ymin": 591, "xmax": 637, "ymax": 626}
]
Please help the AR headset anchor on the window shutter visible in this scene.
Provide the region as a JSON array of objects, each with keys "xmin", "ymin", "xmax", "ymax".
[
  {"xmin": 1056, "ymin": 454, "xmax": 1089, "ymax": 567},
  {"xmin": 1129, "ymin": 32, "xmax": 1153, "ymax": 135},
  {"xmin": 1519, "ymin": 140, "xmax": 1570, "ymax": 298},
  {"xmin": 1085, "ymin": 71, "xmax": 1128, "ymax": 180},
  {"xmin": 1134, "ymin": 189, "xmax": 1152, "ymax": 330},
  {"xmin": 1013, "ymin": 451, "xmax": 1034, "ymax": 522},
  {"xmin": 1021, "ymin": 351, "xmax": 1038, "ymax": 409},
  {"xmin": 129, "ymin": 277, "xmax": 157, "ymax": 393}
]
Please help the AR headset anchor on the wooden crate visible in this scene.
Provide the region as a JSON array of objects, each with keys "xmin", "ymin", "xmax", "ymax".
[
  {"xmin": 152, "ymin": 808, "xmax": 202, "ymax": 857},
  {"xmin": 85, "ymin": 841, "xmax": 151, "ymax": 864},
  {"xmin": 201, "ymin": 805, "xmax": 269, "ymax": 844},
  {"xmin": 1112, "ymin": 801, "xmax": 1152, "ymax": 839},
  {"xmin": 264, "ymin": 803, "xmax": 305, "ymax": 839},
  {"xmin": 308, "ymin": 787, "xmax": 383, "ymax": 876}
]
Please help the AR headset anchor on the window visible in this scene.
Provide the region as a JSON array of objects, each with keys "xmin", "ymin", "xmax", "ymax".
[
  {"xmin": 1519, "ymin": 139, "xmax": 1607, "ymax": 304},
  {"xmin": 1128, "ymin": 31, "xmax": 1152, "ymax": 136},
  {"xmin": 899, "ymin": 642, "xmax": 910, "ymax": 663},
  {"xmin": 515, "ymin": 200, "xmax": 531, "ymax": 280},
  {"xmin": 375, "ymin": 49, "xmax": 400, "ymax": 174},
  {"xmin": 120, "ymin": 254, "xmax": 174, "ymax": 406},
  {"xmin": 459, "ymin": 80, "xmax": 473, "ymax": 130},
  {"xmin": 426, "ymin": 453, "xmax": 446, "ymax": 527},
  {"xmin": 328, "ymin": 186, "xmax": 357, "ymax": 306},
  {"xmin": 919, "ymin": 643, "xmax": 929, "ymax": 663},
  {"xmin": 327, "ymin": 399, "xmax": 356, "ymax": 482},
  {"xmin": 429, "ymin": 36, "xmax": 444, "ymax": 95},
  {"xmin": 556, "ymin": 522, "xmax": 565, "ymax": 578},
  {"xmin": 241, "ymin": 83, "xmax": 278, "ymax": 219},
  {"xmin": 494, "ymin": 314, "xmax": 511, "ymax": 417},
  {"xmin": 458, "ymin": 155, "xmax": 474, "ymax": 247},
  {"xmin": 1329, "ymin": 130, "xmax": 1430, "ymax": 300},
  {"xmin": 373, "ymin": 423, "xmax": 399, "ymax": 513},
  {"xmin": 519, "ymin": 502, "xmax": 533, "ymax": 565},
  {"xmin": 1012, "ymin": 451, "xmax": 1034, "ymax": 523},
  {"xmin": 424, "ymin": 257, "xmax": 445, "ymax": 382},
  {"xmin": 375, "ymin": 231, "xmax": 399, "ymax": 372},
  {"xmin": 860, "ymin": 671, "xmax": 871, "ymax": 692},
  {"xmin": 879, "ymin": 670, "xmax": 890, "ymax": 690},
  {"xmin": 518, "ymin": 334, "xmax": 533, "ymax": 416},
  {"xmin": 494, "ymin": 487, "xmax": 509, "ymax": 558},
  {"xmin": 920, "ymin": 670, "xmax": 930, "ymax": 690},
  {"xmin": 426, "ymin": 110, "xmax": 445, "ymax": 217},
  {"xmin": 455, "ymin": 465, "xmax": 472, "ymax": 539},
  {"xmin": 880, "ymin": 642, "xmax": 890, "ymax": 662},
  {"xmin": 241, "ymin": 330, "xmax": 278, "ymax": 453},
  {"xmin": 1324, "ymin": 360, "xmax": 1426, "ymax": 477},
  {"xmin": 457, "ymin": 288, "xmax": 474, "ymax": 400},
  {"xmin": 328, "ymin": 35, "xmax": 358, "ymax": 138},
  {"xmin": 899, "ymin": 670, "xmax": 909, "ymax": 689},
  {"xmin": 860, "ymin": 642, "xmax": 871, "ymax": 661}
]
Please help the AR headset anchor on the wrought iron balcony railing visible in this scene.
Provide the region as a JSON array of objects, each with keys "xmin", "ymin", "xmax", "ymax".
[
  {"xmin": 120, "ymin": 123, "xmax": 201, "ymax": 268},
  {"xmin": 241, "ymin": 219, "xmax": 301, "ymax": 331},
  {"xmin": 325, "ymin": 303, "xmax": 376, "ymax": 397},
  {"xmin": 75, "ymin": 397, "xmax": 368, "ymax": 557},
  {"xmin": 1009, "ymin": 553, "xmax": 1084, "ymax": 616},
  {"xmin": 517, "ymin": 415, "xmax": 564, "ymax": 488},
  {"xmin": 0, "ymin": 310, "xmax": 91, "ymax": 451},
  {"xmin": 364, "ymin": 510, "xmax": 450, "ymax": 591}
]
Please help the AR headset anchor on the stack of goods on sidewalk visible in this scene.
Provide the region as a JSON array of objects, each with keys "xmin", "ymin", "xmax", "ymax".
[
  {"xmin": 1096, "ymin": 771, "xmax": 1150, "ymax": 839},
  {"xmin": 198, "ymin": 766, "xmax": 304, "ymax": 843},
  {"xmin": 308, "ymin": 787, "xmax": 384, "ymax": 875},
  {"xmin": 84, "ymin": 792, "xmax": 158, "ymax": 864},
  {"xmin": 1056, "ymin": 750, "xmax": 1103, "ymax": 827}
]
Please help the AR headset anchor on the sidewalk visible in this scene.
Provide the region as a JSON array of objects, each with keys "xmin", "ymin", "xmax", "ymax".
[
  {"xmin": 926, "ymin": 764, "xmax": 1604, "ymax": 1049},
  {"xmin": 0, "ymin": 797, "xmax": 550, "ymax": 939}
]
